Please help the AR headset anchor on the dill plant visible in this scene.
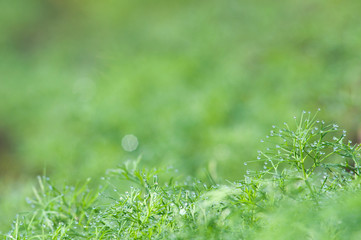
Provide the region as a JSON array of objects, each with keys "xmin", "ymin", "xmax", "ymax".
[
  {"xmin": 251, "ymin": 110, "xmax": 361, "ymax": 199},
  {"xmin": 2, "ymin": 111, "xmax": 361, "ymax": 239}
]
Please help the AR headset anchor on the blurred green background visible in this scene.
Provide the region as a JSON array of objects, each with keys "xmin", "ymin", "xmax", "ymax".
[{"xmin": 1, "ymin": 0, "xmax": 361, "ymax": 231}]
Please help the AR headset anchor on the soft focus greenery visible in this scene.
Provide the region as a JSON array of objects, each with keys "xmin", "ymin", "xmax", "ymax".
[{"xmin": 0, "ymin": 0, "xmax": 361, "ymax": 233}]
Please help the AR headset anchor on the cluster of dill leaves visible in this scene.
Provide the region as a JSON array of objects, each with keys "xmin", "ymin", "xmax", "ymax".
[{"xmin": 3, "ymin": 111, "xmax": 361, "ymax": 239}]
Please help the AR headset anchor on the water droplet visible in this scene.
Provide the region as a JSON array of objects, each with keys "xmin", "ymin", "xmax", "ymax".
[{"xmin": 121, "ymin": 134, "xmax": 139, "ymax": 152}]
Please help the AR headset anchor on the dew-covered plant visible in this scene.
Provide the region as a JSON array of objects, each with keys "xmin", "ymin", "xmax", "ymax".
[
  {"xmin": 2, "ymin": 111, "xmax": 361, "ymax": 239},
  {"xmin": 249, "ymin": 110, "xmax": 361, "ymax": 201}
]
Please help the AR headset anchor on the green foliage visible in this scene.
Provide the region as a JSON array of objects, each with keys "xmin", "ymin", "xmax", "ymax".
[
  {"xmin": 252, "ymin": 110, "xmax": 361, "ymax": 200},
  {"xmin": 3, "ymin": 113, "xmax": 361, "ymax": 239},
  {"xmin": 2, "ymin": 0, "xmax": 361, "ymax": 229},
  {"xmin": 1, "ymin": 0, "xmax": 361, "ymax": 183}
]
